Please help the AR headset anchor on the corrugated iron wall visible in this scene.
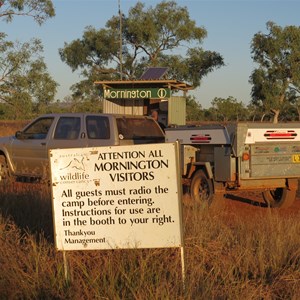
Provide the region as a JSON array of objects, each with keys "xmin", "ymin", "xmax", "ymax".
[
  {"xmin": 103, "ymin": 99, "xmax": 144, "ymax": 115},
  {"xmin": 168, "ymin": 96, "xmax": 186, "ymax": 125},
  {"xmin": 103, "ymin": 96, "xmax": 186, "ymax": 126}
]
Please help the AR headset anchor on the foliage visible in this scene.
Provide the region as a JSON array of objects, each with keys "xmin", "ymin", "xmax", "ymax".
[
  {"xmin": 0, "ymin": 0, "xmax": 57, "ymax": 119},
  {"xmin": 250, "ymin": 21, "xmax": 300, "ymax": 123},
  {"xmin": 0, "ymin": 35, "xmax": 58, "ymax": 119},
  {"xmin": 0, "ymin": 0, "xmax": 55, "ymax": 25},
  {"xmin": 186, "ymin": 95, "xmax": 203, "ymax": 121},
  {"xmin": 210, "ymin": 96, "xmax": 247, "ymax": 121},
  {"xmin": 59, "ymin": 1, "xmax": 224, "ymax": 97},
  {"xmin": 60, "ymin": 95, "xmax": 103, "ymax": 113}
]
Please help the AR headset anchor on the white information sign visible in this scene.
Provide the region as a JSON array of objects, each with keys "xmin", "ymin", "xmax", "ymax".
[{"xmin": 49, "ymin": 143, "xmax": 183, "ymax": 251}]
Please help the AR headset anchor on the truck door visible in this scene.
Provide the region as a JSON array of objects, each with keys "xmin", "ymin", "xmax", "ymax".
[
  {"xmin": 11, "ymin": 117, "xmax": 55, "ymax": 177},
  {"xmin": 48, "ymin": 116, "xmax": 84, "ymax": 147}
]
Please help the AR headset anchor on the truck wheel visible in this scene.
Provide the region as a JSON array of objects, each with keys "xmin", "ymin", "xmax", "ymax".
[
  {"xmin": 262, "ymin": 188, "xmax": 296, "ymax": 208},
  {"xmin": 0, "ymin": 155, "xmax": 11, "ymax": 183},
  {"xmin": 190, "ymin": 170, "xmax": 223, "ymax": 208}
]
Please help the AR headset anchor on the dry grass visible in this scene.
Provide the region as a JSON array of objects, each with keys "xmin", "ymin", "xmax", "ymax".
[
  {"xmin": 1, "ymin": 183, "xmax": 300, "ymax": 299},
  {"xmin": 0, "ymin": 120, "xmax": 29, "ymax": 136}
]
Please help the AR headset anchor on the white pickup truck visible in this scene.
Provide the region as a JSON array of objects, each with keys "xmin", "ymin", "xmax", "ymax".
[{"xmin": 0, "ymin": 113, "xmax": 165, "ymax": 183}]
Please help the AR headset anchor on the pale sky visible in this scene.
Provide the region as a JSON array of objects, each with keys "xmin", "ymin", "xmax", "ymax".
[{"xmin": 2, "ymin": 0, "xmax": 300, "ymax": 108}]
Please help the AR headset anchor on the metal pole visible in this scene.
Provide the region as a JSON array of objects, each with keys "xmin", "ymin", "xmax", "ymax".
[
  {"xmin": 118, "ymin": 0, "xmax": 123, "ymax": 80},
  {"xmin": 63, "ymin": 251, "xmax": 70, "ymax": 285}
]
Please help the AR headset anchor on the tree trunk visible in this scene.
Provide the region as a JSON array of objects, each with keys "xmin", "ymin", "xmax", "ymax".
[
  {"xmin": 260, "ymin": 113, "xmax": 266, "ymax": 122},
  {"xmin": 271, "ymin": 109, "xmax": 280, "ymax": 124},
  {"xmin": 297, "ymin": 106, "xmax": 300, "ymax": 121}
]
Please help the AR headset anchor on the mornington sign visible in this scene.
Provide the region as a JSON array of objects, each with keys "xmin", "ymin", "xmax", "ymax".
[{"xmin": 103, "ymin": 88, "xmax": 171, "ymax": 99}]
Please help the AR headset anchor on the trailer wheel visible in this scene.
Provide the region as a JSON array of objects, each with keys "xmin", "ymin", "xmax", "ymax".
[
  {"xmin": 262, "ymin": 188, "xmax": 296, "ymax": 208},
  {"xmin": 190, "ymin": 170, "xmax": 223, "ymax": 208}
]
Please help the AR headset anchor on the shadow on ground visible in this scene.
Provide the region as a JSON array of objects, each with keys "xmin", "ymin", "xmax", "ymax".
[{"xmin": 224, "ymin": 193, "xmax": 268, "ymax": 207}]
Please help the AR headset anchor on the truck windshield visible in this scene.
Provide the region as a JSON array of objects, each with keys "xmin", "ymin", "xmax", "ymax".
[
  {"xmin": 21, "ymin": 117, "xmax": 54, "ymax": 139},
  {"xmin": 116, "ymin": 117, "xmax": 165, "ymax": 140}
]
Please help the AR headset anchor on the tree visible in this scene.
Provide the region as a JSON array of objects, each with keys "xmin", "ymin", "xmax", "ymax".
[
  {"xmin": 59, "ymin": 1, "xmax": 224, "ymax": 98},
  {"xmin": 250, "ymin": 21, "xmax": 300, "ymax": 123},
  {"xmin": 210, "ymin": 96, "xmax": 247, "ymax": 121},
  {"xmin": 60, "ymin": 94, "xmax": 103, "ymax": 114},
  {"xmin": 0, "ymin": 35, "xmax": 58, "ymax": 118},
  {"xmin": 186, "ymin": 95, "xmax": 204, "ymax": 121},
  {"xmin": 0, "ymin": 0, "xmax": 55, "ymax": 25},
  {"xmin": 0, "ymin": 0, "xmax": 56, "ymax": 119}
]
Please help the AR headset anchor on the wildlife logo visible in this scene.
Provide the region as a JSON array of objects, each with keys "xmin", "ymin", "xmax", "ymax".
[{"xmin": 60, "ymin": 156, "xmax": 86, "ymax": 171}]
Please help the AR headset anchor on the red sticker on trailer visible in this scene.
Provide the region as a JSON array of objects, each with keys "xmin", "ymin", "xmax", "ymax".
[
  {"xmin": 264, "ymin": 130, "xmax": 297, "ymax": 140},
  {"xmin": 190, "ymin": 134, "xmax": 211, "ymax": 143}
]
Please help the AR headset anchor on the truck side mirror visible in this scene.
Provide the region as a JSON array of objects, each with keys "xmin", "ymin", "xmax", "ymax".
[{"xmin": 15, "ymin": 131, "xmax": 24, "ymax": 139}]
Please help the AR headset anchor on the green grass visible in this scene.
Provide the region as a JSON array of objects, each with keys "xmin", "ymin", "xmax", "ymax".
[{"xmin": 1, "ymin": 184, "xmax": 300, "ymax": 299}]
